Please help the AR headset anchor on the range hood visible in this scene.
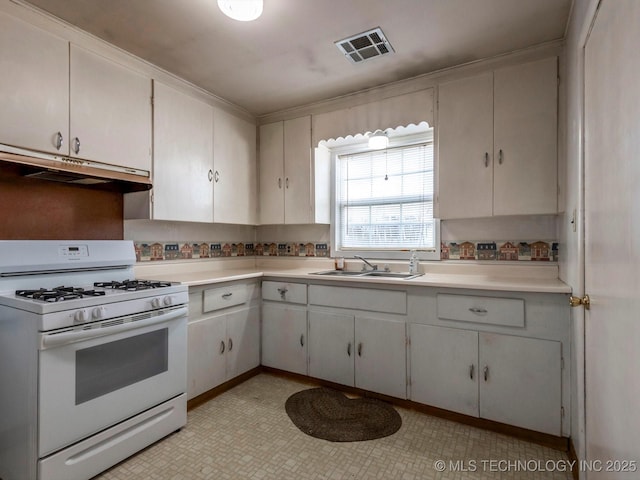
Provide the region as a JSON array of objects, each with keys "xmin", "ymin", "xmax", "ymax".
[{"xmin": 0, "ymin": 143, "xmax": 151, "ymax": 192}]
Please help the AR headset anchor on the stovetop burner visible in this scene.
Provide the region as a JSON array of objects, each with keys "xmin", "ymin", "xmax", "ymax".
[
  {"xmin": 16, "ymin": 287, "xmax": 107, "ymax": 303},
  {"xmin": 94, "ymin": 280, "xmax": 173, "ymax": 291}
]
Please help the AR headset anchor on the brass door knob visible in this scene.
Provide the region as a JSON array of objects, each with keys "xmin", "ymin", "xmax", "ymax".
[{"xmin": 569, "ymin": 295, "xmax": 591, "ymax": 310}]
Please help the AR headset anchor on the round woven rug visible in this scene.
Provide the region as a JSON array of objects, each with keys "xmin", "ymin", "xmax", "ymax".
[{"xmin": 284, "ymin": 387, "xmax": 402, "ymax": 442}]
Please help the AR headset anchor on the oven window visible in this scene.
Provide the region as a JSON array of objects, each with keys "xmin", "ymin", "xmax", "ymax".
[{"xmin": 75, "ymin": 328, "xmax": 169, "ymax": 405}]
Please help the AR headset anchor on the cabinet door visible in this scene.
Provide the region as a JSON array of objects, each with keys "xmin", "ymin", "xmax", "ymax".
[
  {"xmin": 259, "ymin": 122, "xmax": 284, "ymax": 224},
  {"xmin": 308, "ymin": 311, "xmax": 354, "ymax": 386},
  {"xmin": 284, "ymin": 115, "xmax": 312, "ymax": 224},
  {"xmin": 437, "ymin": 72, "xmax": 494, "ymax": 219},
  {"xmin": 410, "ymin": 324, "xmax": 478, "ymax": 416},
  {"xmin": 261, "ymin": 303, "xmax": 307, "ymax": 375},
  {"xmin": 355, "ymin": 316, "xmax": 407, "ymax": 399},
  {"xmin": 69, "ymin": 45, "xmax": 151, "ymax": 171},
  {"xmin": 187, "ymin": 315, "xmax": 226, "ymax": 400},
  {"xmin": 226, "ymin": 306, "xmax": 260, "ymax": 380},
  {"xmin": 0, "ymin": 13, "xmax": 69, "ymax": 154},
  {"xmin": 479, "ymin": 333, "xmax": 562, "ymax": 435},
  {"xmin": 493, "ymin": 57, "xmax": 558, "ymax": 215},
  {"xmin": 153, "ymin": 81, "xmax": 214, "ymax": 222},
  {"xmin": 213, "ymin": 108, "xmax": 257, "ymax": 224}
]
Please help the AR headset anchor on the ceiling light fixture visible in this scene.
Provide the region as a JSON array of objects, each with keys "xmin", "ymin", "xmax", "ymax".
[
  {"xmin": 368, "ymin": 130, "xmax": 389, "ymax": 150},
  {"xmin": 217, "ymin": 0, "xmax": 263, "ymax": 21}
]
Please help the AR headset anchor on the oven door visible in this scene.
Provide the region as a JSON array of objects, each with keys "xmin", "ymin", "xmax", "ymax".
[{"xmin": 38, "ymin": 305, "xmax": 187, "ymax": 457}]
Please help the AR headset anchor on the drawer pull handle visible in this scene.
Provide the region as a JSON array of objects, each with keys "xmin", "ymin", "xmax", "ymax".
[
  {"xmin": 483, "ymin": 365, "xmax": 489, "ymax": 382},
  {"xmin": 484, "ymin": 152, "xmax": 489, "ymax": 168},
  {"xmin": 228, "ymin": 338, "xmax": 233, "ymax": 352},
  {"xmin": 300, "ymin": 334, "xmax": 305, "ymax": 347},
  {"xmin": 469, "ymin": 364, "xmax": 475, "ymax": 380},
  {"xmin": 220, "ymin": 340, "xmax": 225, "ymax": 354},
  {"xmin": 357, "ymin": 342, "xmax": 363, "ymax": 357},
  {"xmin": 277, "ymin": 287, "xmax": 288, "ymax": 299},
  {"xmin": 469, "ymin": 307, "xmax": 488, "ymax": 315},
  {"xmin": 222, "ymin": 293, "xmax": 233, "ymax": 299},
  {"xmin": 347, "ymin": 342, "xmax": 352, "ymax": 357}
]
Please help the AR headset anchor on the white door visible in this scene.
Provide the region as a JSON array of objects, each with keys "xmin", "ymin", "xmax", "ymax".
[
  {"xmin": 153, "ymin": 81, "xmax": 214, "ymax": 222},
  {"xmin": 437, "ymin": 72, "xmax": 494, "ymax": 219},
  {"xmin": 69, "ymin": 45, "xmax": 152, "ymax": 171},
  {"xmin": 213, "ymin": 108, "xmax": 257, "ymax": 224},
  {"xmin": 226, "ymin": 306, "xmax": 260, "ymax": 379},
  {"xmin": 258, "ymin": 122, "xmax": 285, "ymax": 224},
  {"xmin": 479, "ymin": 333, "xmax": 562, "ymax": 436},
  {"xmin": 0, "ymin": 12, "xmax": 69, "ymax": 154},
  {"xmin": 355, "ymin": 316, "xmax": 407, "ymax": 399},
  {"xmin": 584, "ymin": 0, "xmax": 640, "ymax": 473},
  {"xmin": 187, "ymin": 314, "xmax": 226, "ymax": 399},
  {"xmin": 410, "ymin": 324, "xmax": 478, "ymax": 416},
  {"xmin": 493, "ymin": 57, "xmax": 558, "ymax": 216},
  {"xmin": 308, "ymin": 310, "xmax": 354, "ymax": 386},
  {"xmin": 261, "ymin": 303, "xmax": 307, "ymax": 375},
  {"xmin": 283, "ymin": 115, "xmax": 312, "ymax": 224}
]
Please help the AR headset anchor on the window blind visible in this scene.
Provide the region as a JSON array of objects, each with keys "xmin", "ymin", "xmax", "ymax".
[{"xmin": 337, "ymin": 142, "xmax": 435, "ymax": 250}]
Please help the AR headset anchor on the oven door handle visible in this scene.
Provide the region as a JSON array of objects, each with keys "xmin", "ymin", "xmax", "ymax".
[{"xmin": 40, "ymin": 306, "xmax": 188, "ymax": 349}]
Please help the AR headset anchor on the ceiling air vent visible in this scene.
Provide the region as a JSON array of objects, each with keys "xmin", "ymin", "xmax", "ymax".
[{"xmin": 335, "ymin": 27, "xmax": 394, "ymax": 64}]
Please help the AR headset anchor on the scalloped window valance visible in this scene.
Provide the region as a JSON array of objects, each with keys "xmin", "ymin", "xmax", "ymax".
[{"xmin": 312, "ymin": 88, "xmax": 433, "ymax": 146}]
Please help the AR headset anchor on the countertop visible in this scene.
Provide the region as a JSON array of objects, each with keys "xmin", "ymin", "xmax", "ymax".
[{"xmin": 134, "ymin": 258, "xmax": 571, "ymax": 294}]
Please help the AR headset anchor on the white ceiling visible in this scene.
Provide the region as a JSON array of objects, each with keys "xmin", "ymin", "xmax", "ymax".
[{"xmin": 23, "ymin": 0, "xmax": 572, "ymax": 117}]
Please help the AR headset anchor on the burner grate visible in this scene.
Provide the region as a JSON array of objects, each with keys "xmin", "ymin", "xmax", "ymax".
[
  {"xmin": 94, "ymin": 280, "xmax": 172, "ymax": 291},
  {"xmin": 16, "ymin": 287, "xmax": 106, "ymax": 302}
]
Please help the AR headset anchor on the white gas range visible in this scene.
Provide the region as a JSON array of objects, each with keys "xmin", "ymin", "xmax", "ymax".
[{"xmin": 0, "ymin": 240, "xmax": 188, "ymax": 480}]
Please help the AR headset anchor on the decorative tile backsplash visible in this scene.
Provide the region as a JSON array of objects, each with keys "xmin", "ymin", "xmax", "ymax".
[
  {"xmin": 440, "ymin": 241, "xmax": 558, "ymax": 262},
  {"xmin": 133, "ymin": 240, "xmax": 557, "ymax": 262},
  {"xmin": 133, "ymin": 241, "xmax": 330, "ymax": 262}
]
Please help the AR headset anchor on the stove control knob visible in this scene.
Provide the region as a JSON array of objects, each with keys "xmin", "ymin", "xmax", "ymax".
[
  {"xmin": 163, "ymin": 295, "xmax": 173, "ymax": 306},
  {"xmin": 151, "ymin": 297, "xmax": 162, "ymax": 308},
  {"xmin": 92, "ymin": 306, "xmax": 107, "ymax": 320},
  {"xmin": 74, "ymin": 309, "xmax": 89, "ymax": 323}
]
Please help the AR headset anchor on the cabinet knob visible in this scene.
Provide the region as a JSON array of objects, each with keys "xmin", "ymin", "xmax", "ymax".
[
  {"xmin": 347, "ymin": 342, "xmax": 352, "ymax": 357},
  {"xmin": 484, "ymin": 152, "xmax": 489, "ymax": 168},
  {"xmin": 73, "ymin": 137, "xmax": 81, "ymax": 155},
  {"xmin": 469, "ymin": 364, "xmax": 475, "ymax": 380},
  {"xmin": 498, "ymin": 149, "xmax": 503, "ymax": 165},
  {"xmin": 285, "ymin": 177, "xmax": 289, "ymax": 188},
  {"xmin": 569, "ymin": 295, "xmax": 591, "ymax": 310},
  {"xmin": 483, "ymin": 365, "xmax": 489, "ymax": 382},
  {"xmin": 222, "ymin": 292, "xmax": 233, "ymax": 299},
  {"xmin": 300, "ymin": 334, "xmax": 305, "ymax": 347},
  {"xmin": 277, "ymin": 287, "xmax": 288, "ymax": 299},
  {"xmin": 214, "ymin": 170, "xmax": 220, "ymax": 183},
  {"xmin": 228, "ymin": 338, "xmax": 233, "ymax": 352},
  {"xmin": 469, "ymin": 307, "xmax": 488, "ymax": 315},
  {"xmin": 357, "ymin": 342, "xmax": 363, "ymax": 357},
  {"xmin": 208, "ymin": 169, "xmax": 213, "ymax": 182},
  {"xmin": 220, "ymin": 340, "xmax": 226, "ymax": 354},
  {"xmin": 278, "ymin": 177, "xmax": 282, "ymax": 188}
]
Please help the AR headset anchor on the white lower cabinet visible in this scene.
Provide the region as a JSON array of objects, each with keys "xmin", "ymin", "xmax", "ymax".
[
  {"xmin": 308, "ymin": 310, "xmax": 407, "ymax": 399},
  {"xmin": 188, "ymin": 305, "xmax": 260, "ymax": 400},
  {"xmin": 410, "ymin": 324, "xmax": 562, "ymax": 435},
  {"xmin": 261, "ymin": 303, "xmax": 308, "ymax": 375}
]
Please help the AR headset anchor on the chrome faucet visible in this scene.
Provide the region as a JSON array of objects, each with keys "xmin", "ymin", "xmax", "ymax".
[{"xmin": 354, "ymin": 255, "xmax": 378, "ymax": 272}]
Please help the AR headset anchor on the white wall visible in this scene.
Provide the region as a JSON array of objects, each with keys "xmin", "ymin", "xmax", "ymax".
[
  {"xmin": 560, "ymin": 0, "xmax": 601, "ymax": 469},
  {"xmin": 124, "ymin": 220, "xmax": 255, "ymax": 243}
]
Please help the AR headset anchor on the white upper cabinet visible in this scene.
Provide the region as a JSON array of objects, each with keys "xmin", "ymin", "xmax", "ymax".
[
  {"xmin": 259, "ymin": 115, "xmax": 329, "ymax": 224},
  {"xmin": 69, "ymin": 45, "xmax": 152, "ymax": 172},
  {"xmin": 438, "ymin": 57, "xmax": 558, "ymax": 219},
  {"xmin": 213, "ymin": 108, "xmax": 257, "ymax": 224},
  {"xmin": 0, "ymin": 12, "xmax": 69, "ymax": 154},
  {"xmin": 152, "ymin": 81, "xmax": 214, "ymax": 222}
]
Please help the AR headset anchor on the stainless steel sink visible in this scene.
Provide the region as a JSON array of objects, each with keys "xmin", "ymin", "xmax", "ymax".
[
  {"xmin": 310, "ymin": 270, "xmax": 366, "ymax": 276},
  {"xmin": 310, "ymin": 270, "xmax": 423, "ymax": 280},
  {"xmin": 362, "ymin": 271, "xmax": 424, "ymax": 279}
]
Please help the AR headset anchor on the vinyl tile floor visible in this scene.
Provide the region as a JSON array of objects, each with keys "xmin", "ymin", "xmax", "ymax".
[{"xmin": 95, "ymin": 373, "xmax": 573, "ymax": 480}]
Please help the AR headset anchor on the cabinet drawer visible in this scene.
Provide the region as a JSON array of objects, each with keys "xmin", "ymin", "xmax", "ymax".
[
  {"xmin": 262, "ymin": 281, "xmax": 307, "ymax": 304},
  {"xmin": 203, "ymin": 284, "xmax": 248, "ymax": 313},
  {"xmin": 437, "ymin": 294, "xmax": 524, "ymax": 327},
  {"xmin": 309, "ymin": 285, "xmax": 406, "ymax": 314}
]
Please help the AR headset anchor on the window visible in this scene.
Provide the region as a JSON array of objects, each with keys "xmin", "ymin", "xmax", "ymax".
[{"xmin": 332, "ymin": 131, "xmax": 439, "ymax": 260}]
